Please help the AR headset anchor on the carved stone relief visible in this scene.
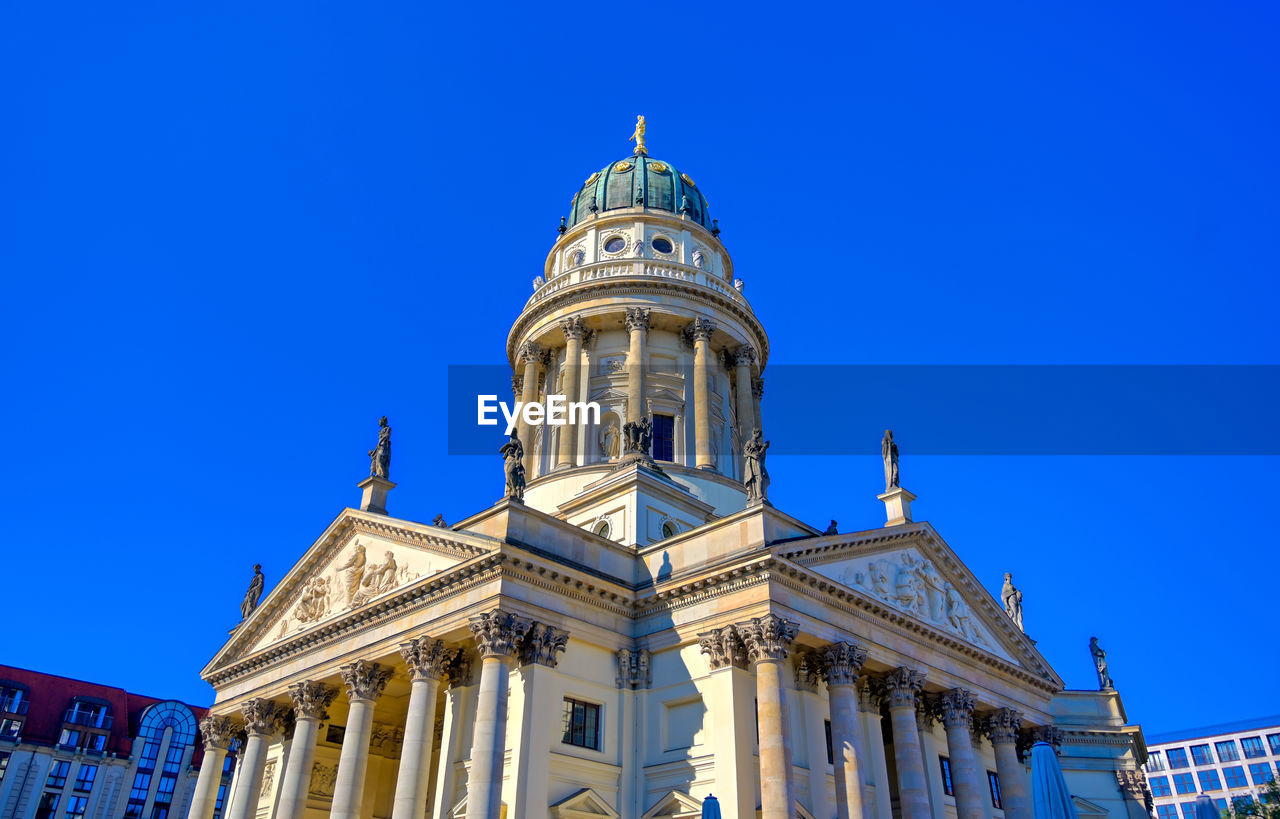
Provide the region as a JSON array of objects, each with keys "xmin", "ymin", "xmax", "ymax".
[{"xmin": 309, "ymin": 763, "xmax": 336, "ymax": 798}]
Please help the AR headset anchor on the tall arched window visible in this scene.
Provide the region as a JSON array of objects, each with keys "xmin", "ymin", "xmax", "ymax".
[{"xmin": 125, "ymin": 701, "xmax": 196, "ymax": 819}]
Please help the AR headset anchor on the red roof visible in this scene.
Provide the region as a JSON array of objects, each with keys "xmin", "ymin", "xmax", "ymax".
[{"xmin": 0, "ymin": 665, "xmax": 211, "ymax": 765}]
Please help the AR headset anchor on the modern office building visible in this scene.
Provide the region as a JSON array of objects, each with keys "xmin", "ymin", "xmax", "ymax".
[
  {"xmin": 0, "ymin": 665, "xmax": 226, "ymax": 819},
  {"xmin": 191, "ymin": 123, "xmax": 1149, "ymax": 819},
  {"xmin": 1144, "ymin": 716, "xmax": 1280, "ymax": 819}
]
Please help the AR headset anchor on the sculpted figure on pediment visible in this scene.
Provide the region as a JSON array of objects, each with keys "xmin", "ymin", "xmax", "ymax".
[
  {"xmin": 944, "ymin": 582, "xmax": 972, "ymax": 637},
  {"xmin": 336, "ymin": 543, "xmax": 367, "ymax": 607},
  {"xmin": 351, "ymin": 550, "xmax": 399, "ymax": 607},
  {"xmin": 914, "ymin": 558, "xmax": 947, "ymax": 620},
  {"xmin": 295, "ymin": 576, "xmax": 331, "ymax": 625}
]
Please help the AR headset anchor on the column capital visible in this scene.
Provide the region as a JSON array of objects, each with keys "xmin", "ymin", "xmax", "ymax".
[
  {"xmin": 518, "ymin": 342, "xmax": 542, "ymax": 364},
  {"xmin": 878, "ymin": 667, "xmax": 926, "ymax": 709},
  {"xmin": 983, "ymin": 707, "xmax": 1023, "ymax": 745},
  {"xmin": 683, "ymin": 316, "xmax": 717, "ymax": 345},
  {"xmin": 736, "ymin": 614, "xmax": 799, "ymax": 664},
  {"xmin": 624, "ymin": 307, "xmax": 651, "ymax": 333},
  {"xmin": 1030, "ymin": 724, "xmax": 1066, "ymax": 750},
  {"xmin": 940, "ymin": 688, "xmax": 977, "ymax": 728},
  {"xmin": 447, "ymin": 648, "xmax": 475, "ymax": 688},
  {"xmin": 339, "ymin": 659, "xmax": 392, "ymax": 703},
  {"xmin": 560, "ymin": 315, "xmax": 587, "ymax": 342},
  {"xmin": 819, "ymin": 641, "xmax": 868, "ymax": 686},
  {"xmin": 511, "ymin": 373, "xmax": 523, "ymax": 396},
  {"xmin": 468, "ymin": 608, "xmax": 534, "ymax": 660},
  {"xmin": 287, "ymin": 680, "xmax": 337, "ymax": 722},
  {"xmin": 520, "ymin": 623, "xmax": 570, "ymax": 667},
  {"xmin": 697, "ymin": 625, "xmax": 748, "ymax": 670},
  {"xmin": 793, "ymin": 649, "xmax": 822, "ymax": 692},
  {"xmin": 729, "ymin": 345, "xmax": 756, "ymax": 367},
  {"xmin": 857, "ymin": 675, "xmax": 883, "ymax": 713},
  {"xmin": 400, "ymin": 636, "xmax": 457, "ymax": 682},
  {"xmin": 752, "ymin": 377, "xmax": 765, "ymax": 399},
  {"xmin": 198, "ymin": 715, "xmax": 236, "ymax": 751},
  {"xmin": 239, "ymin": 698, "xmax": 279, "ymax": 737}
]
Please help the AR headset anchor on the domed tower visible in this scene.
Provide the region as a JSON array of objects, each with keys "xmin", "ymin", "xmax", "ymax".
[{"xmin": 507, "ymin": 118, "xmax": 769, "ymax": 545}]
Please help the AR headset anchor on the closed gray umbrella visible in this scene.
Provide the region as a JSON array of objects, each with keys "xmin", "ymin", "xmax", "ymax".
[
  {"xmin": 1032, "ymin": 741, "xmax": 1079, "ymax": 819},
  {"xmin": 1194, "ymin": 793, "xmax": 1220, "ymax": 819},
  {"xmin": 701, "ymin": 794, "xmax": 721, "ymax": 819}
]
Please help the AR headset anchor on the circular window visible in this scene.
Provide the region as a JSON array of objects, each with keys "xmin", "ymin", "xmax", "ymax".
[
  {"xmin": 604, "ymin": 236, "xmax": 626, "ymax": 253},
  {"xmin": 661, "ymin": 521, "xmax": 678, "ymax": 539},
  {"xmin": 651, "ymin": 236, "xmax": 674, "ymax": 254},
  {"xmin": 594, "ymin": 520, "xmax": 611, "ymax": 538}
]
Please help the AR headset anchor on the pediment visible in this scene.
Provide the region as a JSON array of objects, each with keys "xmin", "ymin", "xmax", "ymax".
[
  {"xmin": 205, "ymin": 509, "xmax": 498, "ymax": 672},
  {"xmin": 550, "ymin": 788, "xmax": 620, "ymax": 819},
  {"xmin": 641, "ymin": 791, "xmax": 702, "ymax": 819},
  {"xmin": 1073, "ymin": 795, "xmax": 1107, "ymax": 817}
]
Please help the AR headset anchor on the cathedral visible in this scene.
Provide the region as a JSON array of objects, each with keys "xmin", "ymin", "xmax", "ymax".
[{"xmin": 190, "ymin": 120, "xmax": 1149, "ymax": 819}]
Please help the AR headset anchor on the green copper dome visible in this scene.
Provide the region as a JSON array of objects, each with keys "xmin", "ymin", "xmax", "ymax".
[{"xmin": 566, "ymin": 155, "xmax": 713, "ymax": 230}]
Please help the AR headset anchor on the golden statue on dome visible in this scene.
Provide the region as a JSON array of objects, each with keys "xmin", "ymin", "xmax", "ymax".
[{"xmin": 630, "ymin": 115, "xmax": 647, "ymax": 156}]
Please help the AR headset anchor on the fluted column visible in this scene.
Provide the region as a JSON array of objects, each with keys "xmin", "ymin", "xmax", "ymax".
[
  {"xmin": 331, "ymin": 661, "xmax": 392, "ymax": 819},
  {"xmin": 517, "ymin": 343, "xmax": 541, "ymax": 473},
  {"xmin": 225, "ymin": 700, "xmax": 278, "ymax": 819},
  {"xmin": 820, "ymin": 642, "xmax": 869, "ymax": 819},
  {"xmin": 392, "ymin": 637, "xmax": 455, "ymax": 819},
  {"xmin": 752, "ymin": 378, "xmax": 765, "ymax": 440},
  {"xmin": 625, "ymin": 308, "xmax": 650, "ymax": 424},
  {"xmin": 986, "ymin": 708, "xmax": 1031, "ymax": 819},
  {"xmin": 732, "ymin": 346, "xmax": 756, "ymax": 453},
  {"xmin": 557, "ymin": 317, "xmax": 586, "ymax": 469},
  {"xmin": 940, "ymin": 690, "xmax": 985, "ymax": 819},
  {"xmin": 188, "ymin": 716, "xmax": 234, "ymax": 819},
  {"xmin": 688, "ymin": 317, "xmax": 716, "ymax": 469},
  {"xmin": 274, "ymin": 682, "xmax": 336, "ymax": 819},
  {"xmin": 738, "ymin": 614, "xmax": 799, "ymax": 819},
  {"xmin": 881, "ymin": 668, "xmax": 930, "ymax": 819},
  {"xmin": 465, "ymin": 609, "xmax": 534, "ymax": 819}
]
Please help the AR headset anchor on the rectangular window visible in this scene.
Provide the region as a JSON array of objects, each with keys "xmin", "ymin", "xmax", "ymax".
[
  {"xmin": 1157, "ymin": 806, "xmax": 1179, "ymax": 819},
  {"xmin": 46, "ymin": 761, "xmax": 71, "ymax": 789},
  {"xmin": 561, "ymin": 698, "xmax": 601, "ymax": 751},
  {"xmin": 64, "ymin": 796, "xmax": 88, "ymax": 818},
  {"xmin": 0, "ymin": 689, "xmax": 24, "ymax": 714},
  {"xmin": 1242, "ymin": 737, "xmax": 1267, "ymax": 759},
  {"xmin": 1233, "ymin": 797, "xmax": 1255, "ymax": 811},
  {"xmin": 1167, "ymin": 748, "xmax": 1191, "ymax": 769},
  {"xmin": 1198, "ymin": 770, "xmax": 1222, "ymax": 791},
  {"xmin": 1148, "ymin": 750, "xmax": 1166, "ymax": 772},
  {"xmin": 1191, "ymin": 745, "xmax": 1215, "ymax": 766},
  {"xmin": 1214, "ymin": 799, "xmax": 1228, "ymax": 812},
  {"xmin": 73, "ymin": 765, "xmax": 97, "ymax": 792},
  {"xmin": 939, "ymin": 756, "xmax": 954, "ymax": 797},
  {"xmin": 214, "ymin": 783, "xmax": 227, "ymax": 812},
  {"xmin": 1173, "ymin": 772, "xmax": 1197, "ymax": 794},
  {"xmin": 651, "ymin": 414, "xmax": 674, "ymax": 462},
  {"xmin": 1150, "ymin": 776, "xmax": 1172, "ymax": 797},
  {"xmin": 1, "ymin": 718, "xmax": 24, "ymax": 739},
  {"xmin": 824, "ymin": 720, "xmax": 833, "ymax": 765},
  {"xmin": 36, "ymin": 793, "xmax": 60, "ymax": 819},
  {"xmin": 1180, "ymin": 803, "xmax": 1197, "ymax": 819},
  {"xmin": 57, "ymin": 729, "xmax": 81, "ymax": 750},
  {"xmin": 988, "ymin": 771, "xmax": 1002, "ymax": 809},
  {"xmin": 0, "ymin": 752, "xmax": 9, "ymax": 785},
  {"xmin": 1216, "ymin": 741, "xmax": 1241, "ymax": 762},
  {"xmin": 1223, "ymin": 766, "xmax": 1248, "ymax": 788},
  {"xmin": 1268, "ymin": 734, "xmax": 1280, "ymax": 757},
  {"xmin": 1248, "ymin": 762, "xmax": 1273, "ymax": 785}
]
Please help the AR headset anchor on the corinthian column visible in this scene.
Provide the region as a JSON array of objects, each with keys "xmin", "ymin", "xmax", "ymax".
[
  {"xmin": 392, "ymin": 637, "xmax": 456, "ymax": 819},
  {"xmin": 275, "ymin": 682, "xmax": 336, "ymax": 819},
  {"xmin": 225, "ymin": 699, "xmax": 278, "ymax": 819},
  {"xmin": 465, "ymin": 609, "xmax": 534, "ymax": 819},
  {"xmin": 557, "ymin": 317, "xmax": 586, "ymax": 470},
  {"xmin": 737, "ymin": 614, "xmax": 799, "ymax": 819},
  {"xmin": 731, "ymin": 346, "xmax": 756, "ymax": 452},
  {"xmin": 820, "ymin": 642, "xmax": 868, "ymax": 819},
  {"xmin": 624, "ymin": 308, "xmax": 650, "ymax": 424},
  {"xmin": 986, "ymin": 708, "xmax": 1031, "ymax": 819},
  {"xmin": 331, "ymin": 661, "xmax": 392, "ymax": 819},
  {"xmin": 188, "ymin": 716, "xmax": 234, "ymax": 819},
  {"xmin": 940, "ymin": 689, "xmax": 985, "ymax": 819},
  {"xmin": 881, "ymin": 668, "xmax": 930, "ymax": 819},
  {"xmin": 688, "ymin": 317, "xmax": 717, "ymax": 470},
  {"xmin": 517, "ymin": 342, "xmax": 541, "ymax": 472}
]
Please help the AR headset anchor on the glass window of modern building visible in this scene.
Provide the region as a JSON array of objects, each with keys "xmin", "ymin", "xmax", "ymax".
[
  {"xmin": 73, "ymin": 764, "xmax": 97, "ymax": 792},
  {"xmin": 1157, "ymin": 806, "xmax": 1178, "ymax": 819},
  {"xmin": 1248, "ymin": 762, "xmax": 1273, "ymax": 785},
  {"xmin": 1179, "ymin": 803, "xmax": 1197, "ymax": 819},
  {"xmin": 46, "ymin": 761, "xmax": 70, "ymax": 789},
  {"xmin": 64, "ymin": 796, "xmax": 88, "ymax": 818},
  {"xmin": 1199, "ymin": 770, "xmax": 1222, "ymax": 791},
  {"xmin": 1243, "ymin": 737, "xmax": 1268, "ymax": 759},
  {"xmin": 1151, "ymin": 777, "xmax": 1173, "ymax": 797},
  {"xmin": 1173, "ymin": 773, "xmax": 1197, "ymax": 794},
  {"xmin": 1168, "ymin": 748, "xmax": 1191, "ymax": 769},
  {"xmin": 1216, "ymin": 740, "xmax": 1241, "ymax": 762},
  {"xmin": 1149, "ymin": 750, "xmax": 1166, "ymax": 772},
  {"xmin": 1191, "ymin": 744, "xmax": 1215, "ymax": 766},
  {"xmin": 1224, "ymin": 766, "xmax": 1248, "ymax": 788}
]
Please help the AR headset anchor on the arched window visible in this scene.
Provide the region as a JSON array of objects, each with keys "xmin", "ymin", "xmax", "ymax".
[
  {"xmin": 661, "ymin": 520, "xmax": 678, "ymax": 539},
  {"xmin": 593, "ymin": 520, "xmax": 611, "ymax": 539},
  {"xmin": 126, "ymin": 701, "xmax": 196, "ymax": 819}
]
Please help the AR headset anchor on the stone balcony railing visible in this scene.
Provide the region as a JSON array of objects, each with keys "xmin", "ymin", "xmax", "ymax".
[{"xmin": 527, "ymin": 260, "xmax": 746, "ymax": 308}]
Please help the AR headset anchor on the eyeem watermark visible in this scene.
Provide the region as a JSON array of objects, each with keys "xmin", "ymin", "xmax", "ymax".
[{"xmin": 477, "ymin": 395, "xmax": 601, "ymax": 435}]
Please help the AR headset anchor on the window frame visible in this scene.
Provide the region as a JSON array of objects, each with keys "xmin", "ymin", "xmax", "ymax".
[
  {"xmin": 1223, "ymin": 766, "xmax": 1248, "ymax": 788},
  {"xmin": 1191, "ymin": 744, "xmax": 1215, "ymax": 766},
  {"xmin": 939, "ymin": 756, "xmax": 954, "ymax": 797},
  {"xmin": 1198, "ymin": 769, "xmax": 1222, "ymax": 791},
  {"xmin": 1173, "ymin": 772, "xmax": 1197, "ymax": 794},
  {"xmin": 73, "ymin": 764, "xmax": 97, "ymax": 792},
  {"xmin": 988, "ymin": 770, "xmax": 1002, "ymax": 809},
  {"xmin": 1216, "ymin": 741, "xmax": 1241, "ymax": 762},
  {"xmin": 1242, "ymin": 737, "xmax": 1267, "ymax": 759},
  {"xmin": 560, "ymin": 697, "xmax": 602, "ymax": 752},
  {"xmin": 1150, "ymin": 776, "xmax": 1172, "ymax": 797},
  {"xmin": 1167, "ymin": 748, "xmax": 1191, "ymax": 769}
]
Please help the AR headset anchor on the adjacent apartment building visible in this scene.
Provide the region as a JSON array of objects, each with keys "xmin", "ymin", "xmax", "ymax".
[
  {"xmin": 0, "ymin": 665, "xmax": 231, "ymax": 819},
  {"xmin": 1144, "ymin": 715, "xmax": 1280, "ymax": 819}
]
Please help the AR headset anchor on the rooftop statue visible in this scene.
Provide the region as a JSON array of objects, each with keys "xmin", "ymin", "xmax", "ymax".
[
  {"xmin": 369, "ymin": 416, "xmax": 391, "ymax": 479},
  {"xmin": 630, "ymin": 115, "xmax": 647, "ymax": 156},
  {"xmin": 240, "ymin": 564, "xmax": 264, "ymax": 620},
  {"xmin": 1090, "ymin": 636, "xmax": 1114, "ymax": 689},
  {"xmin": 743, "ymin": 428, "xmax": 770, "ymax": 505},
  {"xmin": 882, "ymin": 429, "xmax": 900, "ymax": 491},
  {"xmin": 1002, "ymin": 571, "xmax": 1024, "ymax": 632},
  {"xmin": 500, "ymin": 432, "xmax": 526, "ymax": 502}
]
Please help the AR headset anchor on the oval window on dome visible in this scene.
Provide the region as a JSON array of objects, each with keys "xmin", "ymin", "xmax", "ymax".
[
  {"xmin": 604, "ymin": 236, "xmax": 626, "ymax": 254},
  {"xmin": 651, "ymin": 236, "xmax": 674, "ymax": 254}
]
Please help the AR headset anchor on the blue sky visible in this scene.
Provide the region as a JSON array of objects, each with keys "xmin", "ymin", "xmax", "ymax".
[{"xmin": 2, "ymin": 0, "xmax": 1277, "ymax": 734}]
